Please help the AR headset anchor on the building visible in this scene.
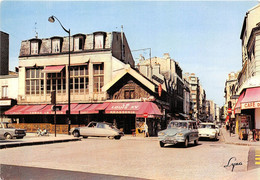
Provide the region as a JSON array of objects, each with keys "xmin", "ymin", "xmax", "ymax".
[
  {"xmin": 5, "ymin": 31, "xmax": 165, "ymax": 135},
  {"xmin": 234, "ymin": 4, "xmax": 260, "ymax": 138},
  {"xmin": 137, "ymin": 53, "xmax": 185, "ymax": 120},
  {"xmin": 224, "ymin": 72, "xmax": 239, "ymax": 121},
  {"xmin": 206, "ymin": 100, "xmax": 216, "ymax": 122},
  {"xmin": 199, "ymin": 85, "xmax": 207, "ymax": 121},
  {"xmin": 0, "ymin": 31, "xmax": 9, "ymax": 75},
  {"xmin": 0, "ymin": 31, "xmax": 18, "ymax": 122},
  {"xmin": 183, "ymin": 73, "xmax": 200, "ymax": 120}
]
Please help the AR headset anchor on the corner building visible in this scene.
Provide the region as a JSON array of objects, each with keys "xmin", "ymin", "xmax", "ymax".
[{"xmin": 5, "ymin": 31, "xmax": 164, "ymax": 135}]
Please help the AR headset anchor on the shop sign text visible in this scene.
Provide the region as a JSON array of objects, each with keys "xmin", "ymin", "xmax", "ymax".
[{"xmin": 241, "ymin": 101, "xmax": 260, "ymax": 109}]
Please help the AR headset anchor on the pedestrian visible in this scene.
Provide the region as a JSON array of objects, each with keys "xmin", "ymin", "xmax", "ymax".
[
  {"xmin": 144, "ymin": 122, "xmax": 149, "ymax": 137},
  {"xmin": 229, "ymin": 121, "xmax": 233, "ymax": 137},
  {"xmin": 113, "ymin": 119, "xmax": 117, "ymax": 128}
]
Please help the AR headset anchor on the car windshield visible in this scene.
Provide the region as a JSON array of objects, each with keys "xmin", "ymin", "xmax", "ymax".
[
  {"xmin": 168, "ymin": 122, "xmax": 188, "ymax": 129},
  {"xmin": 199, "ymin": 124, "xmax": 215, "ymax": 129},
  {"xmin": 3, "ymin": 123, "xmax": 14, "ymax": 128}
]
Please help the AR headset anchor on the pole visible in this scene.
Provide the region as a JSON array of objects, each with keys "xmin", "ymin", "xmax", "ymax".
[{"xmin": 68, "ymin": 30, "xmax": 71, "ymax": 135}]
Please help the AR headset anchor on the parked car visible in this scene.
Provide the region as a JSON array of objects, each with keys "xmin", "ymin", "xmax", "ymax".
[
  {"xmin": 70, "ymin": 121, "xmax": 124, "ymax": 140},
  {"xmin": 215, "ymin": 126, "xmax": 220, "ymax": 136},
  {"xmin": 0, "ymin": 122, "xmax": 26, "ymax": 140},
  {"xmin": 158, "ymin": 120, "xmax": 199, "ymax": 148},
  {"xmin": 198, "ymin": 123, "xmax": 218, "ymax": 140}
]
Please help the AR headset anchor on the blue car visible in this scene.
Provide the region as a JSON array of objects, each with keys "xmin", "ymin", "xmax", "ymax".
[{"xmin": 158, "ymin": 120, "xmax": 199, "ymax": 148}]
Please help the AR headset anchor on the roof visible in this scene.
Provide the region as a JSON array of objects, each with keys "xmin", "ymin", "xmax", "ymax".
[{"xmin": 102, "ymin": 64, "xmax": 156, "ymax": 93}]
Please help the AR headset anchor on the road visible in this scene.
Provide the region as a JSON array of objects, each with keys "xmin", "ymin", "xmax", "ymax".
[{"xmin": 0, "ymin": 135, "xmax": 258, "ymax": 180}]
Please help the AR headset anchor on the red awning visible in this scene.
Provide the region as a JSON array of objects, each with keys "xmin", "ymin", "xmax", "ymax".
[
  {"xmin": 105, "ymin": 102, "xmax": 162, "ymax": 118},
  {"xmin": 234, "ymin": 91, "xmax": 245, "ymax": 114},
  {"xmin": 4, "ymin": 105, "xmax": 32, "ymax": 115},
  {"xmin": 80, "ymin": 104, "xmax": 101, "ymax": 114},
  {"xmin": 40, "ymin": 104, "xmax": 78, "ymax": 114},
  {"xmin": 95, "ymin": 102, "xmax": 111, "ymax": 111},
  {"xmin": 71, "ymin": 104, "xmax": 91, "ymax": 114},
  {"xmin": 241, "ymin": 87, "xmax": 260, "ymax": 109},
  {"xmin": 42, "ymin": 65, "xmax": 65, "ymax": 73}
]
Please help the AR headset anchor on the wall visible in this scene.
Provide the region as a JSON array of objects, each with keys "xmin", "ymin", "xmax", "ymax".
[
  {"xmin": 0, "ymin": 32, "xmax": 9, "ymax": 75},
  {"xmin": 256, "ymin": 108, "xmax": 260, "ymax": 129}
]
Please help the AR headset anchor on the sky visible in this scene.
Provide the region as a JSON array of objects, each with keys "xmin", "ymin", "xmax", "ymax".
[{"xmin": 0, "ymin": 0, "xmax": 259, "ymax": 106}]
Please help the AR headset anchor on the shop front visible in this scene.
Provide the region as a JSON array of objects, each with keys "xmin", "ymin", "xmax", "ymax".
[
  {"xmin": 236, "ymin": 87, "xmax": 260, "ymax": 141},
  {"xmin": 4, "ymin": 101, "xmax": 162, "ymax": 135}
]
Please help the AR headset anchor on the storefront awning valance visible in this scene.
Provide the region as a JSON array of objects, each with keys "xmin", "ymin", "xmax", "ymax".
[
  {"xmin": 234, "ymin": 91, "xmax": 245, "ymax": 114},
  {"xmin": 42, "ymin": 65, "xmax": 65, "ymax": 73},
  {"xmin": 105, "ymin": 102, "xmax": 162, "ymax": 118},
  {"xmin": 4, "ymin": 104, "xmax": 47, "ymax": 115},
  {"xmin": 241, "ymin": 87, "xmax": 260, "ymax": 110}
]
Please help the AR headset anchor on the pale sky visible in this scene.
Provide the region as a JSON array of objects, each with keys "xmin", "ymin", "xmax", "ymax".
[{"xmin": 0, "ymin": 0, "xmax": 259, "ymax": 106}]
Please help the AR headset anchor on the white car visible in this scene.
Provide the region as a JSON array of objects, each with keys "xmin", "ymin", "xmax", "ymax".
[
  {"xmin": 70, "ymin": 121, "xmax": 124, "ymax": 140},
  {"xmin": 198, "ymin": 123, "xmax": 218, "ymax": 140}
]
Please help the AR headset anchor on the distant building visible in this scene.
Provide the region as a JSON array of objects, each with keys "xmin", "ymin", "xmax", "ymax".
[
  {"xmin": 137, "ymin": 53, "xmax": 185, "ymax": 120},
  {"xmin": 0, "ymin": 31, "xmax": 9, "ymax": 75},
  {"xmin": 183, "ymin": 73, "xmax": 200, "ymax": 121}
]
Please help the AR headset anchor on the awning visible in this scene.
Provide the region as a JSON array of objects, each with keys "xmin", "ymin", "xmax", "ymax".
[
  {"xmin": 234, "ymin": 91, "xmax": 245, "ymax": 114},
  {"xmin": 241, "ymin": 87, "xmax": 260, "ymax": 110},
  {"xmin": 4, "ymin": 104, "xmax": 47, "ymax": 115},
  {"xmin": 80, "ymin": 104, "xmax": 101, "ymax": 114},
  {"xmin": 71, "ymin": 104, "xmax": 91, "ymax": 114},
  {"xmin": 42, "ymin": 65, "xmax": 65, "ymax": 73},
  {"xmin": 105, "ymin": 102, "xmax": 162, "ymax": 118},
  {"xmin": 39, "ymin": 104, "xmax": 78, "ymax": 114}
]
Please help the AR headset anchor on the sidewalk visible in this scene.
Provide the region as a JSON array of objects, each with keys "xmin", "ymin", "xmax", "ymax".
[
  {"xmin": 0, "ymin": 133, "xmax": 81, "ymax": 149},
  {"xmin": 221, "ymin": 128, "xmax": 260, "ymax": 146}
]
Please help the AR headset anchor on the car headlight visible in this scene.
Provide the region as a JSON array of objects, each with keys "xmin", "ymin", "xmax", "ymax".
[
  {"xmin": 158, "ymin": 132, "xmax": 165, "ymax": 136},
  {"xmin": 177, "ymin": 133, "xmax": 183, "ymax": 136}
]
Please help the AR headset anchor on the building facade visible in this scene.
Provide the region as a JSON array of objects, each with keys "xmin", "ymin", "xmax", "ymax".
[
  {"xmin": 137, "ymin": 53, "xmax": 186, "ymax": 120},
  {"xmin": 5, "ymin": 31, "xmax": 165, "ymax": 135},
  {"xmin": 235, "ymin": 4, "xmax": 260, "ymax": 139},
  {"xmin": 0, "ymin": 31, "xmax": 9, "ymax": 76}
]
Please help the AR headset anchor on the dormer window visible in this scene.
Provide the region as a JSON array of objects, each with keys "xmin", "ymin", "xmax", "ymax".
[
  {"xmin": 51, "ymin": 37, "xmax": 63, "ymax": 53},
  {"xmin": 29, "ymin": 38, "xmax": 41, "ymax": 55},
  {"xmin": 94, "ymin": 32, "xmax": 106, "ymax": 49},
  {"xmin": 73, "ymin": 34, "xmax": 86, "ymax": 51},
  {"xmin": 31, "ymin": 42, "xmax": 38, "ymax": 55},
  {"xmin": 52, "ymin": 39, "xmax": 60, "ymax": 53}
]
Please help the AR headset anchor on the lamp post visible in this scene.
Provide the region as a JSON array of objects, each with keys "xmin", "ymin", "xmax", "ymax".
[{"xmin": 48, "ymin": 15, "xmax": 71, "ymax": 135}]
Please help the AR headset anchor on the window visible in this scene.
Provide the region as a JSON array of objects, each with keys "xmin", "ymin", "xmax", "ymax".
[
  {"xmin": 46, "ymin": 70, "xmax": 66, "ymax": 94},
  {"xmin": 52, "ymin": 39, "xmax": 60, "ymax": 53},
  {"xmin": 31, "ymin": 42, "xmax": 39, "ymax": 55},
  {"xmin": 70, "ymin": 65, "xmax": 89, "ymax": 93},
  {"xmin": 74, "ymin": 37, "xmax": 84, "ymax": 51},
  {"xmin": 95, "ymin": 34, "xmax": 104, "ymax": 49},
  {"xmin": 25, "ymin": 68, "xmax": 44, "ymax": 95},
  {"xmin": 1, "ymin": 86, "xmax": 8, "ymax": 98},
  {"xmin": 93, "ymin": 64, "xmax": 104, "ymax": 93},
  {"xmin": 124, "ymin": 90, "xmax": 135, "ymax": 99}
]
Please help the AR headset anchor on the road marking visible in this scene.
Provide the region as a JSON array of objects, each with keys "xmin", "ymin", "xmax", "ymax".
[{"xmin": 255, "ymin": 148, "xmax": 260, "ymax": 165}]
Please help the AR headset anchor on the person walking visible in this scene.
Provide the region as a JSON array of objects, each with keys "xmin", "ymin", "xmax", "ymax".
[{"xmin": 144, "ymin": 123, "xmax": 149, "ymax": 137}]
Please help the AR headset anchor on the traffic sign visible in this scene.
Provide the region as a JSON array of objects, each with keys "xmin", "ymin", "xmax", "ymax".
[
  {"xmin": 144, "ymin": 113, "xmax": 148, "ymax": 118},
  {"xmin": 228, "ymin": 108, "xmax": 232, "ymax": 114}
]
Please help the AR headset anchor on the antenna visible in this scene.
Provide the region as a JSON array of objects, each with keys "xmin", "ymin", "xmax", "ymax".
[{"xmin": 34, "ymin": 22, "xmax": 38, "ymax": 38}]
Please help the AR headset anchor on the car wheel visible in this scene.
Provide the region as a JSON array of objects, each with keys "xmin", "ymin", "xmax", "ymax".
[
  {"xmin": 160, "ymin": 141, "xmax": 165, "ymax": 147},
  {"xmin": 215, "ymin": 134, "xmax": 218, "ymax": 141},
  {"xmin": 183, "ymin": 138, "xmax": 189, "ymax": 148},
  {"xmin": 5, "ymin": 133, "xmax": 12, "ymax": 140},
  {"xmin": 83, "ymin": 136, "xmax": 88, "ymax": 139},
  {"xmin": 194, "ymin": 139, "xmax": 198, "ymax": 145},
  {"xmin": 114, "ymin": 136, "xmax": 121, "ymax": 140},
  {"xmin": 72, "ymin": 131, "xmax": 80, "ymax": 137}
]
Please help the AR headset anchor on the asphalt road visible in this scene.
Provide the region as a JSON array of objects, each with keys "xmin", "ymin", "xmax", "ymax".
[{"xmin": 0, "ymin": 135, "xmax": 255, "ymax": 180}]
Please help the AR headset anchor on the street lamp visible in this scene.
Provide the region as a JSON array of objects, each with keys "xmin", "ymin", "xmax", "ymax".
[{"xmin": 48, "ymin": 15, "xmax": 71, "ymax": 135}]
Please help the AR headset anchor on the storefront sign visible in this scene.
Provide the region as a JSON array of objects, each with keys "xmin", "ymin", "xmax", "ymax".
[
  {"xmin": 152, "ymin": 75, "xmax": 164, "ymax": 84},
  {"xmin": 0, "ymin": 100, "xmax": 11, "ymax": 106},
  {"xmin": 241, "ymin": 101, "xmax": 260, "ymax": 109}
]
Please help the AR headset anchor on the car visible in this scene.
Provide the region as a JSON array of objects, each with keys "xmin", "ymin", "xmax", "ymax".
[
  {"xmin": 0, "ymin": 122, "xmax": 26, "ymax": 140},
  {"xmin": 198, "ymin": 123, "xmax": 218, "ymax": 140},
  {"xmin": 158, "ymin": 120, "xmax": 199, "ymax": 148},
  {"xmin": 70, "ymin": 121, "xmax": 124, "ymax": 140}
]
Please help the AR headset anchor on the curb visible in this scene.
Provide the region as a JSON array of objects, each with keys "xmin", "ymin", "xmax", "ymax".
[
  {"xmin": 0, "ymin": 138, "xmax": 81, "ymax": 149},
  {"xmin": 221, "ymin": 130, "xmax": 260, "ymax": 147}
]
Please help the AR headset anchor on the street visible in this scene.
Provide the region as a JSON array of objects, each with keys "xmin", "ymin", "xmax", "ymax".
[{"xmin": 0, "ymin": 133, "xmax": 257, "ymax": 180}]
